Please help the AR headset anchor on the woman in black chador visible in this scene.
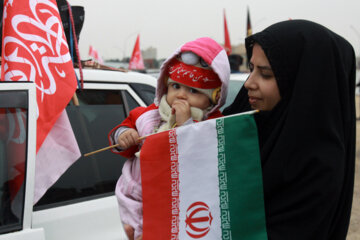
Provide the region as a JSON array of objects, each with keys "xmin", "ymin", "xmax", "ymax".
[{"xmin": 224, "ymin": 20, "xmax": 356, "ymax": 239}]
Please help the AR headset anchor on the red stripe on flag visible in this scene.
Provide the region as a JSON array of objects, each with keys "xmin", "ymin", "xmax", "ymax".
[{"xmin": 141, "ymin": 129, "xmax": 179, "ymax": 239}]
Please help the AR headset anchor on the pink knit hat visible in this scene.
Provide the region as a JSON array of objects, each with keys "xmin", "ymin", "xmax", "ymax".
[{"xmin": 155, "ymin": 37, "xmax": 230, "ymax": 117}]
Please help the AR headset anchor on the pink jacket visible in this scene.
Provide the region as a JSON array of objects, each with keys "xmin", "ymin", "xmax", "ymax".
[
  {"xmin": 108, "ymin": 104, "xmax": 222, "ymax": 238},
  {"xmin": 109, "ymin": 37, "xmax": 230, "ymax": 239}
]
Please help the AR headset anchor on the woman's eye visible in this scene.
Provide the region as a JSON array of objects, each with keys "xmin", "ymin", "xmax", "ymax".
[
  {"xmin": 261, "ymin": 71, "xmax": 274, "ymax": 79},
  {"xmin": 189, "ymin": 88, "xmax": 198, "ymax": 94},
  {"xmin": 248, "ymin": 63, "xmax": 254, "ymax": 72},
  {"xmin": 261, "ymin": 74, "xmax": 273, "ymax": 79}
]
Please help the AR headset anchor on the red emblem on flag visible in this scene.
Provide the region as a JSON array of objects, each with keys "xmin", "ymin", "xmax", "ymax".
[
  {"xmin": 128, "ymin": 34, "xmax": 145, "ymax": 70},
  {"xmin": 1, "ymin": 0, "xmax": 78, "ymax": 152},
  {"xmin": 185, "ymin": 201, "xmax": 213, "ymax": 238}
]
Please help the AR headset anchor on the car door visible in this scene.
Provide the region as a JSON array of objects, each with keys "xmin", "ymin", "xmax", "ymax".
[
  {"xmin": 32, "ymin": 82, "xmax": 155, "ymax": 240},
  {"xmin": 0, "ymin": 82, "xmax": 45, "ymax": 240}
]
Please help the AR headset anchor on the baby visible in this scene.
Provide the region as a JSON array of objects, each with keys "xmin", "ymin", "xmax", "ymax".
[{"xmin": 108, "ymin": 37, "xmax": 230, "ymax": 240}]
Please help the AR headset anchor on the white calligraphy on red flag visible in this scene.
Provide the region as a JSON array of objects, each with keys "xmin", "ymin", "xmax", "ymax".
[{"xmin": 1, "ymin": 0, "xmax": 78, "ymax": 152}]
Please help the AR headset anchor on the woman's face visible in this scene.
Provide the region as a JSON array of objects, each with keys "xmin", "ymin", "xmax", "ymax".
[{"xmin": 244, "ymin": 44, "xmax": 281, "ymax": 111}]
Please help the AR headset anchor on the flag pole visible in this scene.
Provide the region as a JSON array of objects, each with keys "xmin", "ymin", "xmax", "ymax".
[
  {"xmin": 72, "ymin": 93, "xmax": 79, "ymax": 106},
  {"xmin": 83, "ymin": 134, "xmax": 151, "ymax": 157},
  {"xmin": 84, "ymin": 143, "xmax": 121, "ymax": 157},
  {"xmin": 83, "ymin": 110, "xmax": 260, "ymax": 157}
]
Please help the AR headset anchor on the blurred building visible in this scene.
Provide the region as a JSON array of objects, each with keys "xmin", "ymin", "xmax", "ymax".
[
  {"xmin": 142, "ymin": 47, "xmax": 159, "ymax": 69},
  {"xmin": 137, "ymin": 43, "xmax": 251, "ymax": 71},
  {"xmin": 224, "ymin": 43, "xmax": 249, "ymax": 72}
]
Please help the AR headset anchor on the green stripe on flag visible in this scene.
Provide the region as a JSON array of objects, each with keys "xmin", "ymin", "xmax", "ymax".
[{"xmin": 216, "ymin": 114, "xmax": 268, "ymax": 240}]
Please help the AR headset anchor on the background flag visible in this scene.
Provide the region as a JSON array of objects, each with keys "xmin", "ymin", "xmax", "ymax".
[
  {"xmin": 246, "ymin": 7, "xmax": 252, "ymax": 37},
  {"xmin": 223, "ymin": 9, "xmax": 232, "ymax": 55},
  {"xmin": 1, "ymin": 0, "xmax": 81, "ymax": 204},
  {"xmin": 141, "ymin": 113, "xmax": 268, "ymax": 240},
  {"xmin": 128, "ymin": 34, "xmax": 145, "ymax": 70},
  {"xmin": 88, "ymin": 45, "xmax": 104, "ymax": 64}
]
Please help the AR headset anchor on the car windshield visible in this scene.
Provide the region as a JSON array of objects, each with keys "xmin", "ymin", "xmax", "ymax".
[{"xmin": 221, "ymin": 79, "xmax": 246, "ymax": 111}]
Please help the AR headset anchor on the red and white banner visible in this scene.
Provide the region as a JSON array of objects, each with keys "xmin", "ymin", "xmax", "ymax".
[
  {"xmin": 1, "ymin": 0, "xmax": 81, "ymax": 204},
  {"xmin": 128, "ymin": 34, "xmax": 145, "ymax": 70},
  {"xmin": 246, "ymin": 7, "xmax": 252, "ymax": 37},
  {"xmin": 223, "ymin": 9, "xmax": 232, "ymax": 56},
  {"xmin": 88, "ymin": 45, "xmax": 104, "ymax": 64}
]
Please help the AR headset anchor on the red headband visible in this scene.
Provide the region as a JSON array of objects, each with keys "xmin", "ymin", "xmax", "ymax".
[{"xmin": 168, "ymin": 59, "xmax": 221, "ymax": 89}]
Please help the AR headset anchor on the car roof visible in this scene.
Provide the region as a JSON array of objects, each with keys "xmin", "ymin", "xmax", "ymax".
[
  {"xmin": 230, "ymin": 72, "xmax": 249, "ymax": 82},
  {"xmin": 74, "ymin": 68, "xmax": 157, "ymax": 87}
]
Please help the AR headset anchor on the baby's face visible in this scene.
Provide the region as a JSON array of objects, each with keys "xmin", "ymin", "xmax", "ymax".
[{"xmin": 166, "ymin": 81, "xmax": 211, "ymax": 110}]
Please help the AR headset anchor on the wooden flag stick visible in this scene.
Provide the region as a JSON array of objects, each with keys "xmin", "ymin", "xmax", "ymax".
[
  {"xmin": 83, "ymin": 110, "xmax": 260, "ymax": 157},
  {"xmin": 72, "ymin": 92, "xmax": 79, "ymax": 106},
  {"xmin": 83, "ymin": 134, "xmax": 151, "ymax": 157},
  {"xmin": 84, "ymin": 143, "xmax": 121, "ymax": 157}
]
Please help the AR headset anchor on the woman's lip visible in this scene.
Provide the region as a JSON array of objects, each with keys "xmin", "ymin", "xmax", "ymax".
[{"xmin": 249, "ymin": 96, "xmax": 260, "ymax": 104}]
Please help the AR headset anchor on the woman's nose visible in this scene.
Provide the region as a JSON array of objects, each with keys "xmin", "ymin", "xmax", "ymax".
[{"xmin": 244, "ymin": 74, "xmax": 256, "ymax": 90}]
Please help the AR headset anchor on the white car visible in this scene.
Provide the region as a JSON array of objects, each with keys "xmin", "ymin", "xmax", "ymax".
[{"xmin": 0, "ymin": 67, "xmax": 157, "ymax": 240}]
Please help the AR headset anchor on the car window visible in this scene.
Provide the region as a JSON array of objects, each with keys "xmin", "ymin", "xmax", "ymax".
[
  {"xmin": 34, "ymin": 89, "xmax": 133, "ymax": 209},
  {"xmin": 0, "ymin": 91, "xmax": 28, "ymax": 234},
  {"xmin": 221, "ymin": 80, "xmax": 245, "ymax": 111},
  {"xmin": 130, "ymin": 83, "xmax": 155, "ymax": 105},
  {"xmin": 123, "ymin": 90, "xmax": 140, "ymax": 112}
]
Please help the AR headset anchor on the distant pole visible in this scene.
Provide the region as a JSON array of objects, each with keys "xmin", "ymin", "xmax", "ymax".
[
  {"xmin": 350, "ymin": 25, "xmax": 360, "ymax": 119},
  {"xmin": 350, "ymin": 25, "xmax": 360, "ymax": 57}
]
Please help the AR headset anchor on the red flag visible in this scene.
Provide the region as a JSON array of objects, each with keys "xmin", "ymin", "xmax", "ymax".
[
  {"xmin": 246, "ymin": 7, "xmax": 252, "ymax": 37},
  {"xmin": 1, "ymin": 0, "xmax": 81, "ymax": 204},
  {"xmin": 223, "ymin": 9, "xmax": 232, "ymax": 56},
  {"xmin": 128, "ymin": 34, "xmax": 145, "ymax": 70},
  {"xmin": 88, "ymin": 45, "xmax": 104, "ymax": 64}
]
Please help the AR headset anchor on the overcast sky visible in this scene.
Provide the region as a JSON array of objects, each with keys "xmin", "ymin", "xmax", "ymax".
[{"xmin": 70, "ymin": 0, "xmax": 360, "ymax": 60}]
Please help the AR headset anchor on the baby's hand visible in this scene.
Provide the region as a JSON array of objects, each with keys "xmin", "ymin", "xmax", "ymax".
[
  {"xmin": 123, "ymin": 224, "xmax": 142, "ymax": 240},
  {"xmin": 171, "ymin": 99, "xmax": 191, "ymax": 126},
  {"xmin": 117, "ymin": 129, "xmax": 140, "ymax": 149},
  {"xmin": 123, "ymin": 224, "xmax": 134, "ymax": 240}
]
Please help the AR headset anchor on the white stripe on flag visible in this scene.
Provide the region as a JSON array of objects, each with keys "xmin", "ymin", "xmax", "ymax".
[{"xmin": 177, "ymin": 119, "xmax": 222, "ymax": 239}]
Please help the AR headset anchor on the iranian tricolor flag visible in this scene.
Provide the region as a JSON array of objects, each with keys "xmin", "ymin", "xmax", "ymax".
[{"xmin": 141, "ymin": 112, "xmax": 268, "ymax": 240}]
